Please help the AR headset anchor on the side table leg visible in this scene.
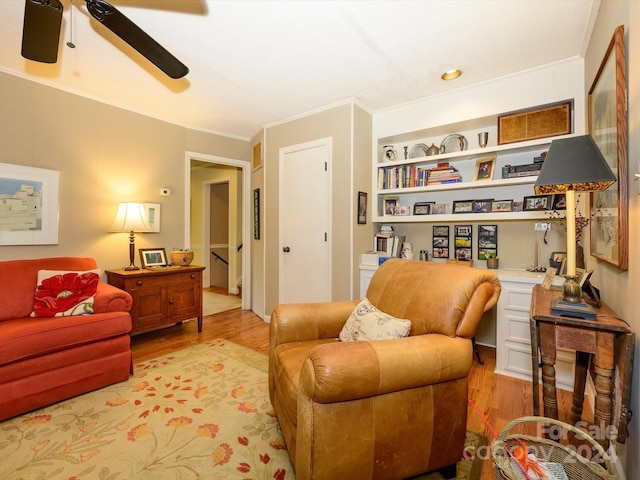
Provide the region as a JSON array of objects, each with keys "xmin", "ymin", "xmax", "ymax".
[
  {"xmin": 530, "ymin": 318, "xmax": 541, "ymax": 416},
  {"xmin": 539, "ymin": 323, "xmax": 558, "ymax": 420},
  {"xmin": 571, "ymin": 351, "xmax": 590, "ymax": 426},
  {"xmin": 594, "ymin": 331, "xmax": 615, "ymax": 450}
]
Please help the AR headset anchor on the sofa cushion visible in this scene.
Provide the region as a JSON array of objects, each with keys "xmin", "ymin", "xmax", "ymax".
[
  {"xmin": 339, "ymin": 298, "xmax": 411, "ymax": 342},
  {"xmin": 0, "ymin": 312, "xmax": 132, "ymax": 366},
  {"xmin": 0, "ymin": 257, "xmax": 99, "ymax": 322},
  {"xmin": 31, "ymin": 269, "xmax": 101, "ymax": 317}
]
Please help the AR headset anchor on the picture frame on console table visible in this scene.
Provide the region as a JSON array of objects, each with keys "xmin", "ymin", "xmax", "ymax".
[
  {"xmin": 588, "ymin": 25, "xmax": 628, "ymax": 270},
  {"xmin": 0, "ymin": 162, "xmax": 59, "ymax": 245},
  {"xmin": 139, "ymin": 248, "xmax": 168, "ymax": 268}
]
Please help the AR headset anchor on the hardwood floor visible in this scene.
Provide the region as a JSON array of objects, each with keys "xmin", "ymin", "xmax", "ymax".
[{"xmin": 130, "ymin": 309, "xmax": 592, "ymax": 480}]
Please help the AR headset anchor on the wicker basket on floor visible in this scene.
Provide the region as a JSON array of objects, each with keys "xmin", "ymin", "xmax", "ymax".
[{"xmin": 492, "ymin": 416, "xmax": 617, "ymax": 480}]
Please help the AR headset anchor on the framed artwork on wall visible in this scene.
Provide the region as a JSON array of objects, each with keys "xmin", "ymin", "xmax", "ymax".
[
  {"xmin": 0, "ymin": 163, "xmax": 59, "ymax": 245},
  {"xmin": 453, "ymin": 225, "xmax": 472, "ymax": 261},
  {"xmin": 357, "ymin": 191, "xmax": 367, "ymax": 224},
  {"xmin": 144, "ymin": 202, "xmax": 161, "ymax": 232},
  {"xmin": 588, "ymin": 25, "xmax": 628, "ymax": 270},
  {"xmin": 432, "ymin": 225, "xmax": 449, "ymax": 259},
  {"xmin": 253, "ymin": 188, "xmax": 260, "ymax": 240},
  {"xmin": 477, "ymin": 225, "xmax": 498, "ymax": 260}
]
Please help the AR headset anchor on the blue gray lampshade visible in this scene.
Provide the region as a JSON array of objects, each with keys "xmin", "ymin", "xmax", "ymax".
[{"xmin": 534, "ymin": 135, "xmax": 616, "ymax": 194}]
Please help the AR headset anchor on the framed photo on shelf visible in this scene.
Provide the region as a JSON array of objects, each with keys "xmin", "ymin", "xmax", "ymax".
[
  {"xmin": 551, "ymin": 194, "xmax": 566, "ymax": 210},
  {"xmin": 473, "ymin": 156, "xmax": 496, "ymax": 181},
  {"xmin": 491, "ymin": 200, "xmax": 513, "ymax": 212},
  {"xmin": 383, "ymin": 196, "xmax": 399, "ymax": 216},
  {"xmin": 139, "ymin": 248, "xmax": 168, "ymax": 268},
  {"xmin": 473, "ymin": 199, "xmax": 493, "ymax": 213},
  {"xmin": 395, "ymin": 205, "xmax": 411, "ymax": 216},
  {"xmin": 452, "ymin": 200, "xmax": 473, "ymax": 214},
  {"xmin": 431, "ymin": 203, "xmax": 448, "ymax": 215},
  {"xmin": 523, "ymin": 195, "xmax": 552, "ymax": 211},
  {"xmin": 588, "ymin": 25, "xmax": 628, "ymax": 270},
  {"xmin": 549, "ymin": 251, "xmax": 566, "ymax": 270},
  {"xmin": 477, "ymin": 224, "xmax": 498, "ymax": 260},
  {"xmin": 413, "ymin": 202, "xmax": 433, "ymax": 215}
]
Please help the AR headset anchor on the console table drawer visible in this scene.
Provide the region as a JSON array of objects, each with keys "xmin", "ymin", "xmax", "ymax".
[{"xmin": 106, "ymin": 266, "xmax": 205, "ymax": 334}]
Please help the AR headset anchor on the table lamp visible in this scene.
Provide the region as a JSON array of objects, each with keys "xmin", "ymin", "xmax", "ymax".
[
  {"xmin": 534, "ymin": 135, "xmax": 616, "ymax": 319},
  {"xmin": 109, "ymin": 202, "xmax": 153, "ymax": 270}
]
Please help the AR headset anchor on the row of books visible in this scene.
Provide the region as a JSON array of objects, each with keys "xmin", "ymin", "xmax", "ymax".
[
  {"xmin": 427, "ymin": 165, "xmax": 462, "ymax": 185},
  {"xmin": 374, "ymin": 233, "xmax": 406, "ymax": 258},
  {"xmin": 377, "ymin": 163, "xmax": 461, "ymax": 189}
]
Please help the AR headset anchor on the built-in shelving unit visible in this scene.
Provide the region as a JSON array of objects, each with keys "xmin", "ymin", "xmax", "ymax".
[{"xmin": 373, "ymin": 113, "xmax": 574, "ymax": 223}]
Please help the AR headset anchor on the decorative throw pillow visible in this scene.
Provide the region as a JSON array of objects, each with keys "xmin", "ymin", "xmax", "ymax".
[
  {"xmin": 339, "ymin": 298, "xmax": 411, "ymax": 342},
  {"xmin": 31, "ymin": 269, "xmax": 101, "ymax": 317}
]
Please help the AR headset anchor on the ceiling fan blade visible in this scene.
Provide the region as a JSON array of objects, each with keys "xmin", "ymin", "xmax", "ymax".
[
  {"xmin": 21, "ymin": 0, "xmax": 64, "ymax": 63},
  {"xmin": 85, "ymin": 0, "xmax": 189, "ymax": 79}
]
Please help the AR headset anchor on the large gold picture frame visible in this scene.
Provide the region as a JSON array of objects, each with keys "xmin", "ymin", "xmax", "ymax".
[{"xmin": 588, "ymin": 25, "xmax": 628, "ymax": 270}]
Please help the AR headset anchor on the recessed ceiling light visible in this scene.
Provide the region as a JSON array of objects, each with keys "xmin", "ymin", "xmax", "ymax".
[{"xmin": 441, "ymin": 69, "xmax": 462, "ymax": 81}]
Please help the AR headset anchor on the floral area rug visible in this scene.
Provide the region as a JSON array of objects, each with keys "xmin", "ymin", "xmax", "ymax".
[
  {"xmin": 0, "ymin": 339, "xmax": 291, "ymax": 480},
  {"xmin": 0, "ymin": 339, "xmax": 486, "ymax": 480}
]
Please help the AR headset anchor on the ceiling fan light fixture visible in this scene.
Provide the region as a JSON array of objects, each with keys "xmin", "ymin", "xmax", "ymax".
[{"xmin": 441, "ymin": 69, "xmax": 462, "ymax": 81}]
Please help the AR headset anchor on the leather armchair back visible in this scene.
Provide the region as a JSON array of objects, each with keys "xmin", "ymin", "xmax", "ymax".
[{"xmin": 366, "ymin": 258, "xmax": 501, "ymax": 338}]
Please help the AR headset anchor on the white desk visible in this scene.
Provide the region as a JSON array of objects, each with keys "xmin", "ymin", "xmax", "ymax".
[{"xmin": 359, "ymin": 265, "xmax": 573, "ymax": 387}]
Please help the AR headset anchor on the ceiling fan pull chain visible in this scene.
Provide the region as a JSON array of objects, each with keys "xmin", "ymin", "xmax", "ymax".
[{"xmin": 66, "ymin": 0, "xmax": 75, "ymax": 48}]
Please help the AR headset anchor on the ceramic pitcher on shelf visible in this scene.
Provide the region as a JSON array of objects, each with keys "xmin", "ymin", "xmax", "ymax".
[{"xmin": 400, "ymin": 242, "xmax": 415, "ymax": 259}]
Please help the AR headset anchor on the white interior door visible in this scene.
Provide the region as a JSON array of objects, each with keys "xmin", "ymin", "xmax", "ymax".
[{"xmin": 279, "ymin": 138, "xmax": 331, "ymax": 304}]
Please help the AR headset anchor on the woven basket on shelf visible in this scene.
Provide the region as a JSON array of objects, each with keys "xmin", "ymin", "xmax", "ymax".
[
  {"xmin": 492, "ymin": 416, "xmax": 617, "ymax": 480},
  {"xmin": 170, "ymin": 250, "xmax": 194, "ymax": 266}
]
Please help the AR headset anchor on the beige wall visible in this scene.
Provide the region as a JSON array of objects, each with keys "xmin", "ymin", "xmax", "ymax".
[
  {"xmin": 263, "ymin": 103, "xmax": 372, "ymax": 316},
  {"xmin": 352, "ymin": 104, "xmax": 374, "ymax": 294},
  {"xmin": 584, "ymin": 1, "xmax": 638, "ymax": 477},
  {"xmin": 0, "ymin": 72, "xmax": 250, "ymax": 276},
  {"xmin": 250, "ymin": 133, "xmax": 266, "ymax": 319}
]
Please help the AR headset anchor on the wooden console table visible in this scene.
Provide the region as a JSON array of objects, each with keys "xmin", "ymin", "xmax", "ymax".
[
  {"xmin": 107, "ymin": 266, "xmax": 205, "ymax": 334},
  {"xmin": 529, "ymin": 285, "xmax": 634, "ymax": 449}
]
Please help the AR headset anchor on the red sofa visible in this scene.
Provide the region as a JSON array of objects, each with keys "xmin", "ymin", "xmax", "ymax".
[{"xmin": 0, "ymin": 257, "xmax": 133, "ymax": 421}]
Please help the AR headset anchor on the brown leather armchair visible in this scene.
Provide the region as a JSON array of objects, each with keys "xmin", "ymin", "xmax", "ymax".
[{"xmin": 269, "ymin": 258, "xmax": 501, "ymax": 480}]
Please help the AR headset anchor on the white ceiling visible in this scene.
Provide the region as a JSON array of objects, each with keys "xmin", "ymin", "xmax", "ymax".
[{"xmin": 0, "ymin": 0, "xmax": 598, "ymax": 139}]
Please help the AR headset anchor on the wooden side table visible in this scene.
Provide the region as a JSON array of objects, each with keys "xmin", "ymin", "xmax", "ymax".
[
  {"xmin": 529, "ymin": 285, "xmax": 634, "ymax": 449},
  {"xmin": 107, "ymin": 265, "xmax": 205, "ymax": 335}
]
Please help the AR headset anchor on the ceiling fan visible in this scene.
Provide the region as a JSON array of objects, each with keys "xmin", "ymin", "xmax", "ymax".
[{"xmin": 21, "ymin": 0, "xmax": 189, "ymax": 79}]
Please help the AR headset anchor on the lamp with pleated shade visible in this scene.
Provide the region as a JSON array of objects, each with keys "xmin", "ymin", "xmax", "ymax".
[
  {"xmin": 109, "ymin": 202, "xmax": 153, "ymax": 270},
  {"xmin": 534, "ymin": 135, "xmax": 615, "ymax": 318}
]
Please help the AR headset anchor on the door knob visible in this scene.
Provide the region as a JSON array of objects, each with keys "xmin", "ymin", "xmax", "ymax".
[{"xmin": 282, "ymin": 246, "xmax": 290, "ymax": 253}]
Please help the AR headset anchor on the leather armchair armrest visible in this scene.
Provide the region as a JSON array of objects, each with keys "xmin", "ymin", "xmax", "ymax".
[
  {"xmin": 270, "ymin": 300, "xmax": 359, "ymax": 347},
  {"xmin": 93, "ymin": 282, "xmax": 133, "ymax": 313},
  {"xmin": 299, "ymin": 335, "xmax": 472, "ymax": 404}
]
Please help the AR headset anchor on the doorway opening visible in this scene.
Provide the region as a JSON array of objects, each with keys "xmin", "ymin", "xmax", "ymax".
[{"xmin": 185, "ymin": 152, "xmax": 251, "ymax": 312}]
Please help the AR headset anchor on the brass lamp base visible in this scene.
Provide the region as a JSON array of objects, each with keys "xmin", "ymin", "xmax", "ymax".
[{"xmin": 551, "ymin": 275, "xmax": 596, "ymax": 320}]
